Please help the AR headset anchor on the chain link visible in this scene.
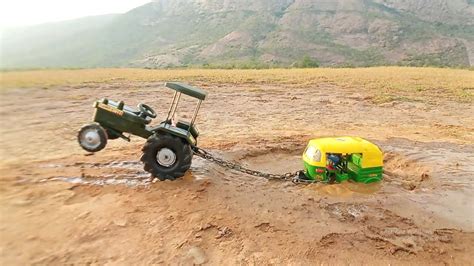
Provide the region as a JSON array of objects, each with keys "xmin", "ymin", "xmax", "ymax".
[{"xmin": 192, "ymin": 146, "xmax": 309, "ymax": 182}]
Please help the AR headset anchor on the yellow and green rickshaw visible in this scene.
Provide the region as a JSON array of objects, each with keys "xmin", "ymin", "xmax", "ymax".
[{"xmin": 302, "ymin": 137, "xmax": 383, "ymax": 183}]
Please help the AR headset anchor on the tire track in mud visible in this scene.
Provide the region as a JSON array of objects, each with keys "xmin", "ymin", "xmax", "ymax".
[
  {"xmin": 39, "ymin": 157, "xmax": 222, "ymax": 187},
  {"xmin": 315, "ymin": 202, "xmax": 473, "ymax": 260}
]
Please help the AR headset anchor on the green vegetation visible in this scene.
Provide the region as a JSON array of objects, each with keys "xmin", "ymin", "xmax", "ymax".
[
  {"xmin": 401, "ymin": 45, "xmax": 469, "ymax": 67},
  {"xmin": 293, "ymin": 56, "xmax": 320, "ymax": 68}
]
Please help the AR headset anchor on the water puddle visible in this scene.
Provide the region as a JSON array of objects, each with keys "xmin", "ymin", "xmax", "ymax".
[
  {"xmin": 379, "ymin": 138, "xmax": 474, "ymax": 187},
  {"xmin": 378, "ymin": 138, "xmax": 474, "ymax": 230},
  {"xmin": 47, "ymin": 175, "xmax": 151, "ymax": 187},
  {"xmin": 42, "ymin": 158, "xmax": 212, "ymax": 187},
  {"xmin": 42, "ymin": 160, "xmax": 144, "ymax": 170},
  {"xmin": 409, "ymin": 189, "xmax": 474, "ymax": 230}
]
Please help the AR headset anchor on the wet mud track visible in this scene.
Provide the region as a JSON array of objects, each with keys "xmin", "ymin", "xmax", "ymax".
[{"xmin": 0, "ymin": 81, "xmax": 473, "ymax": 264}]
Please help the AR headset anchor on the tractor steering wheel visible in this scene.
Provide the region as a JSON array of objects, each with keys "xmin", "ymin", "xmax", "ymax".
[{"xmin": 138, "ymin": 103, "xmax": 157, "ymax": 119}]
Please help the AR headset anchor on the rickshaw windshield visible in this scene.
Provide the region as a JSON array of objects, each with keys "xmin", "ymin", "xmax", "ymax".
[{"xmin": 305, "ymin": 146, "xmax": 322, "ymax": 162}]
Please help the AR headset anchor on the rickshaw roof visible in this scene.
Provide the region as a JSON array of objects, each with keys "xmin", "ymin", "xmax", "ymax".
[
  {"xmin": 308, "ymin": 137, "xmax": 382, "ymax": 155},
  {"xmin": 165, "ymin": 82, "xmax": 207, "ymax": 100}
]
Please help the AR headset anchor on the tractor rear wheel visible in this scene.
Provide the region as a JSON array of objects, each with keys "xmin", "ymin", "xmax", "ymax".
[
  {"xmin": 141, "ymin": 133, "xmax": 192, "ymax": 181},
  {"xmin": 78, "ymin": 123, "xmax": 107, "ymax": 152}
]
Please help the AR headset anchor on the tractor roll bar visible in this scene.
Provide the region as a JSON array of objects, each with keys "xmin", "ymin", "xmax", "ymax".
[
  {"xmin": 170, "ymin": 93, "xmax": 181, "ymax": 118},
  {"xmin": 164, "ymin": 82, "xmax": 206, "ymax": 134},
  {"xmin": 190, "ymin": 101, "xmax": 202, "ymax": 127},
  {"xmin": 166, "ymin": 91, "xmax": 184, "ymax": 122}
]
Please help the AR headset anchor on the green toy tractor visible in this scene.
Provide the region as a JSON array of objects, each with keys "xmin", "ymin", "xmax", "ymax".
[{"xmin": 78, "ymin": 82, "xmax": 207, "ymax": 180}]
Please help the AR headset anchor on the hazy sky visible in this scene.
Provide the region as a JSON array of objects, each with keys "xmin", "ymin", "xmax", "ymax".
[{"xmin": 0, "ymin": 0, "xmax": 152, "ymax": 28}]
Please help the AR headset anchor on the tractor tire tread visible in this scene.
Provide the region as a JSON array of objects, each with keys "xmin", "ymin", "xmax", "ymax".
[{"xmin": 141, "ymin": 134, "xmax": 192, "ymax": 181}]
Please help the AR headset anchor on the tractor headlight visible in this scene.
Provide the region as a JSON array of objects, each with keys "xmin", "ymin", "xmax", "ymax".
[{"xmin": 305, "ymin": 146, "xmax": 321, "ymax": 162}]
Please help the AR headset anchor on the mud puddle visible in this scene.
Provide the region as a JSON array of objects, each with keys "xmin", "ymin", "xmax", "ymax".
[
  {"xmin": 379, "ymin": 138, "xmax": 474, "ymax": 230},
  {"xmin": 41, "ymin": 147, "xmax": 422, "ymax": 193},
  {"xmin": 39, "ymin": 141, "xmax": 473, "ymax": 230},
  {"xmin": 242, "ymin": 151, "xmax": 385, "ymax": 195},
  {"xmin": 239, "ymin": 140, "xmax": 474, "ymax": 230},
  {"xmin": 380, "ymin": 138, "xmax": 474, "ymax": 188}
]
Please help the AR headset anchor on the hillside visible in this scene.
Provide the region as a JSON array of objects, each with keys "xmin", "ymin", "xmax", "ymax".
[{"xmin": 1, "ymin": 0, "xmax": 474, "ymax": 68}]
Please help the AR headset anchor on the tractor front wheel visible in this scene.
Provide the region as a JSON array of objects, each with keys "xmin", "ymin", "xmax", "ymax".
[
  {"xmin": 78, "ymin": 123, "xmax": 108, "ymax": 152},
  {"xmin": 141, "ymin": 134, "xmax": 192, "ymax": 181}
]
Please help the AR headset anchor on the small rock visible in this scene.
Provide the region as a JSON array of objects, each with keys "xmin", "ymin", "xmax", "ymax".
[
  {"xmin": 402, "ymin": 182, "xmax": 417, "ymax": 190},
  {"xmin": 12, "ymin": 199, "xmax": 32, "ymax": 206},
  {"xmin": 186, "ymin": 246, "xmax": 207, "ymax": 265},
  {"xmin": 421, "ymin": 172, "xmax": 430, "ymax": 181},
  {"xmin": 402, "ymin": 239, "xmax": 416, "ymax": 248},
  {"xmin": 216, "ymin": 226, "xmax": 232, "ymax": 239},
  {"xmin": 379, "ymin": 101, "xmax": 396, "ymax": 107},
  {"xmin": 439, "ymin": 236, "xmax": 452, "ymax": 243},
  {"xmin": 113, "ymin": 218, "xmax": 128, "ymax": 227},
  {"xmin": 74, "ymin": 211, "xmax": 91, "ymax": 220},
  {"xmin": 269, "ymin": 257, "xmax": 282, "ymax": 264},
  {"xmin": 199, "ymin": 223, "xmax": 215, "ymax": 231}
]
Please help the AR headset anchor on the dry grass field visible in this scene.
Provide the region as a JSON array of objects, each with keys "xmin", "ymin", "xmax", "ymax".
[
  {"xmin": 2, "ymin": 67, "xmax": 473, "ymax": 101},
  {"xmin": 0, "ymin": 67, "xmax": 473, "ymax": 264}
]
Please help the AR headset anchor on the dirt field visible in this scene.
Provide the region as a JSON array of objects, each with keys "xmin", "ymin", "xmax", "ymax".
[{"xmin": 0, "ymin": 68, "xmax": 473, "ymax": 264}]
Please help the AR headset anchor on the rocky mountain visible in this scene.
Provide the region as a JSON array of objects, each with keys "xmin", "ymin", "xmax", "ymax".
[{"xmin": 1, "ymin": 0, "xmax": 473, "ymax": 68}]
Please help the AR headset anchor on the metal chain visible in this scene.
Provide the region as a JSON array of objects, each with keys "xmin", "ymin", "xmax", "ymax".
[{"xmin": 192, "ymin": 146, "xmax": 309, "ymax": 182}]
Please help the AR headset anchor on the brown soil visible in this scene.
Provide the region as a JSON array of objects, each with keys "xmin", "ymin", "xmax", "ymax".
[{"xmin": 0, "ymin": 81, "xmax": 473, "ymax": 265}]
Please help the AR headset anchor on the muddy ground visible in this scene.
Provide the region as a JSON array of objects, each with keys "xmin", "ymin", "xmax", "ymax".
[{"xmin": 0, "ymin": 81, "xmax": 473, "ymax": 265}]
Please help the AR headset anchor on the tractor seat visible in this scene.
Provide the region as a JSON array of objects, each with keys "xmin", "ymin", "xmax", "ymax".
[
  {"xmin": 106, "ymin": 100, "xmax": 141, "ymax": 115},
  {"xmin": 103, "ymin": 99, "xmax": 152, "ymax": 124},
  {"xmin": 142, "ymin": 116, "xmax": 152, "ymax": 125}
]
